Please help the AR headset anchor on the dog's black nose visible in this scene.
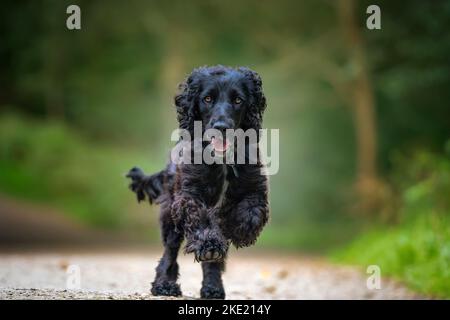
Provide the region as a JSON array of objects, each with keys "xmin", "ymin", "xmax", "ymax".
[{"xmin": 212, "ymin": 121, "xmax": 230, "ymax": 131}]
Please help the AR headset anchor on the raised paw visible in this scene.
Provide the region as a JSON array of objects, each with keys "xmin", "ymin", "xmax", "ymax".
[
  {"xmin": 185, "ymin": 230, "xmax": 228, "ymax": 262},
  {"xmin": 195, "ymin": 237, "xmax": 227, "ymax": 262},
  {"xmin": 200, "ymin": 285, "xmax": 225, "ymax": 299},
  {"xmin": 151, "ymin": 281, "xmax": 182, "ymax": 297},
  {"xmin": 196, "ymin": 244, "xmax": 225, "ymax": 262}
]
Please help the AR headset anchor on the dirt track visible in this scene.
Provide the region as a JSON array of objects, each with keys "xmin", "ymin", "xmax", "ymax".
[{"xmin": 0, "ymin": 250, "xmax": 421, "ymax": 300}]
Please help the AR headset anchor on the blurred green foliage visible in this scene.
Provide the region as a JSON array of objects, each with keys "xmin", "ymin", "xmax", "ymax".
[
  {"xmin": 334, "ymin": 150, "xmax": 450, "ymax": 297},
  {"xmin": 0, "ymin": 113, "xmax": 159, "ymax": 229}
]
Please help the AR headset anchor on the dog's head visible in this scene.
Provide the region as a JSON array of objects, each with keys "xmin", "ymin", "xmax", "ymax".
[{"xmin": 175, "ymin": 65, "xmax": 266, "ymax": 151}]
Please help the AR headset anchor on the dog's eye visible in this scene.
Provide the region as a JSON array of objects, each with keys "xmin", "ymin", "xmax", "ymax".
[
  {"xmin": 234, "ymin": 97, "xmax": 242, "ymax": 104},
  {"xmin": 203, "ymin": 96, "xmax": 212, "ymax": 103}
]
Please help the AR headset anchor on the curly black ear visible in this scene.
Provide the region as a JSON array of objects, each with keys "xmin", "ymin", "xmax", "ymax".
[
  {"xmin": 174, "ymin": 69, "xmax": 203, "ymax": 133},
  {"xmin": 239, "ymin": 67, "xmax": 267, "ymax": 132}
]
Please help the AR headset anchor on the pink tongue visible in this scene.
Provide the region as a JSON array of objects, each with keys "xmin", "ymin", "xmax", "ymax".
[{"xmin": 211, "ymin": 137, "xmax": 229, "ymax": 152}]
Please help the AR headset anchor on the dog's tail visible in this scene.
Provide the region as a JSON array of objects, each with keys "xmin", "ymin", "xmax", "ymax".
[{"xmin": 126, "ymin": 167, "xmax": 166, "ymax": 204}]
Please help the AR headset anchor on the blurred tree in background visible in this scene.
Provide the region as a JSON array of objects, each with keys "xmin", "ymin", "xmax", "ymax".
[{"xmin": 0, "ymin": 0, "xmax": 449, "ymax": 250}]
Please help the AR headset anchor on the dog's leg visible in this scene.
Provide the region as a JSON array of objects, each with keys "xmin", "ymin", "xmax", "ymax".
[
  {"xmin": 172, "ymin": 164, "xmax": 229, "ymax": 262},
  {"xmin": 172, "ymin": 193, "xmax": 228, "ymax": 263},
  {"xmin": 200, "ymin": 260, "xmax": 226, "ymax": 299},
  {"xmin": 223, "ymin": 165, "xmax": 270, "ymax": 248},
  {"xmin": 186, "ymin": 221, "xmax": 228, "ymax": 263},
  {"xmin": 151, "ymin": 211, "xmax": 183, "ymax": 297},
  {"xmin": 228, "ymin": 199, "xmax": 269, "ymax": 248}
]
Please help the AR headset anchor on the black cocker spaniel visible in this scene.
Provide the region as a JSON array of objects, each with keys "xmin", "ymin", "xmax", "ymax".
[{"xmin": 126, "ymin": 65, "xmax": 269, "ymax": 299}]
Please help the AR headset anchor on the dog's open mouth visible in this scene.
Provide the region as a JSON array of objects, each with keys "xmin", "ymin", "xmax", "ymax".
[{"xmin": 211, "ymin": 137, "xmax": 231, "ymax": 153}]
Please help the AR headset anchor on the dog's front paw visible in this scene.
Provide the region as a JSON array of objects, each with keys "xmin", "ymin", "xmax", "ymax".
[
  {"xmin": 151, "ymin": 281, "xmax": 182, "ymax": 297},
  {"xmin": 200, "ymin": 285, "xmax": 225, "ymax": 299},
  {"xmin": 185, "ymin": 229, "xmax": 228, "ymax": 262},
  {"xmin": 195, "ymin": 243, "xmax": 226, "ymax": 262}
]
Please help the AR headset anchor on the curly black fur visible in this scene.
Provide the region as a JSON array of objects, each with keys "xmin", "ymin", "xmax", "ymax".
[{"xmin": 127, "ymin": 65, "xmax": 269, "ymax": 299}]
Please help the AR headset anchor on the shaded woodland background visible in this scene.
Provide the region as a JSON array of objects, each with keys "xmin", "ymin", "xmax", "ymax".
[{"xmin": 0, "ymin": 0, "xmax": 449, "ymax": 296}]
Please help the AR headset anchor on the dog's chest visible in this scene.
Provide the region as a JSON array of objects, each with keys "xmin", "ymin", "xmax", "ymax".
[
  {"xmin": 212, "ymin": 166, "xmax": 230, "ymax": 209},
  {"xmin": 214, "ymin": 178, "xmax": 229, "ymax": 209}
]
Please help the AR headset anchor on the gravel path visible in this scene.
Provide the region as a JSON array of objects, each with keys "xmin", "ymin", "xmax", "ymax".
[{"xmin": 0, "ymin": 250, "xmax": 421, "ymax": 300}]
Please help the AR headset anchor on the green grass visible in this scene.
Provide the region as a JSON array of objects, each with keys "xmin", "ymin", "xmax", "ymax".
[
  {"xmin": 333, "ymin": 149, "xmax": 450, "ymax": 298},
  {"xmin": 333, "ymin": 215, "xmax": 450, "ymax": 298}
]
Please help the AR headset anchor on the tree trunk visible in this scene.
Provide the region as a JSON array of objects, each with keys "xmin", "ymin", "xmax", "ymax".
[{"xmin": 338, "ymin": 0, "xmax": 382, "ymax": 214}]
